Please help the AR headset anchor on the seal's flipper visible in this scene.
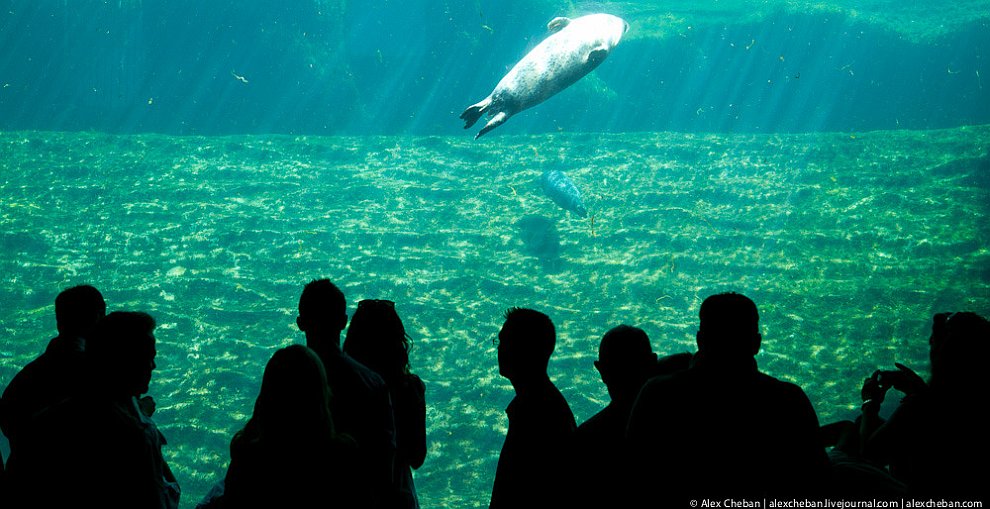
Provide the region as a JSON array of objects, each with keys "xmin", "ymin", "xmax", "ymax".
[
  {"xmin": 460, "ymin": 96, "xmax": 492, "ymax": 129},
  {"xmin": 476, "ymin": 111, "xmax": 508, "ymax": 139},
  {"xmin": 586, "ymin": 47, "xmax": 609, "ymax": 67},
  {"xmin": 547, "ymin": 17, "xmax": 571, "ymax": 33}
]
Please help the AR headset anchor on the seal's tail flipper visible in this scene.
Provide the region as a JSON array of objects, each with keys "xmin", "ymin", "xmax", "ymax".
[
  {"xmin": 460, "ymin": 96, "xmax": 492, "ymax": 129},
  {"xmin": 475, "ymin": 111, "xmax": 508, "ymax": 139}
]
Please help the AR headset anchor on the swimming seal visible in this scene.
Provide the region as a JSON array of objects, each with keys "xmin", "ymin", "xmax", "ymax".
[
  {"xmin": 540, "ymin": 169, "xmax": 588, "ymax": 218},
  {"xmin": 460, "ymin": 13, "xmax": 629, "ymax": 139}
]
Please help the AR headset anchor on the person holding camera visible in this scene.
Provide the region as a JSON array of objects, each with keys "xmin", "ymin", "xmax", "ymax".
[{"xmin": 859, "ymin": 311, "xmax": 989, "ymax": 499}]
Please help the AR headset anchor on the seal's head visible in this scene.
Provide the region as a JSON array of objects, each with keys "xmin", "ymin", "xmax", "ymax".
[{"xmin": 579, "ymin": 13, "xmax": 628, "ymax": 49}]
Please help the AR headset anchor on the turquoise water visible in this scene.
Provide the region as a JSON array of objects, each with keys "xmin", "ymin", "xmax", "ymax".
[
  {"xmin": 2, "ymin": 127, "xmax": 988, "ymax": 507},
  {"xmin": 2, "ymin": 2, "xmax": 988, "ymax": 134}
]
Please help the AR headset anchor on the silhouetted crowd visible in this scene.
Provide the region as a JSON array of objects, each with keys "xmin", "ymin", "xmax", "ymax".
[{"xmin": 0, "ymin": 282, "xmax": 987, "ymax": 508}]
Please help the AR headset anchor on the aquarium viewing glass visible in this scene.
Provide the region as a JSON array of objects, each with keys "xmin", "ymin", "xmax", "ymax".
[{"xmin": 1, "ymin": 1, "xmax": 988, "ymax": 507}]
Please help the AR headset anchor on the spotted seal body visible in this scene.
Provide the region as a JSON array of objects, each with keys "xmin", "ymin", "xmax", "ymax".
[
  {"xmin": 460, "ymin": 14, "xmax": 628, "ymax": 139},
  {"xmin": 540, "ymin": 169, "xmax": 587, "ymax": 217}
]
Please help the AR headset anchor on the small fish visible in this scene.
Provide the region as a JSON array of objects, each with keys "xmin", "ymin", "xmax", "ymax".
[
  {"xmin": 540, "ymin": 169, "xmax": 587, "ymax": 217},
  {"xmin": 231, "ymin": 70, "xmax": 249, "ymax": 84}
]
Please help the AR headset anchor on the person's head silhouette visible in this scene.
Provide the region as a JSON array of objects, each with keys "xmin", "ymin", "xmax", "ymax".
[
  {"xmin": 929, "ymin": 311, "xmax": 990, "ymax": 392},
  {"xmin": 54, "ymin": 285, "xmax": 106, "ymax": 339},
  {"xmin": 251, "ymin": 344, "xmax": 335, "ymax": 440},
  {"xmin": 85, "ymin": 311, "xmax": 157, "ymax": 399},
  {"xmin": 344, "ymin": 299, "xmax": 410, "ymax": 381},
  {"xmin": 696, "ymin": 292, "xmax": 762, "ymax": 361},
  {"xmin": 497, "ymin": 307, "xmax": 555, "ymax": 383},
  {"xmin": 594, "ymin": 325, "xmax": 656, "ymax": 402},
  {"xmin": 297, "ymin": 279, "xmax": 348, "ymax": 347}
]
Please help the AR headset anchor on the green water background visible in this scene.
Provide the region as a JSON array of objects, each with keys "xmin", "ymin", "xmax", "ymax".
[{"xmin": 1, "ymin": 127, "xmax": 988, "ymax": 507}]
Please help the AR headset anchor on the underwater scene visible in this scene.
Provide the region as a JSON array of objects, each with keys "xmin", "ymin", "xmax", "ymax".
[{"xmin": 1, "ymin": 1, "xmax": 989, "ymax": 508}]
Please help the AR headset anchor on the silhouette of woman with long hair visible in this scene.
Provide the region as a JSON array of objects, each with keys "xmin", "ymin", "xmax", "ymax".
[
  {"xmin": 344, "ymin": 299, "xmax": 427, "ymax": 509},
  {"xmin": 222, "ymin": 345, "xmax": 369, "ymax": 508}
]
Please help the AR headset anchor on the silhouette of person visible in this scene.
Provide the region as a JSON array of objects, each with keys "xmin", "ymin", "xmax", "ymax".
[
  {"xmin": 489, "ymin": 307, "xmax": 576, "ymax": 509},
  {"xmin": 220, "ymin": 345, "xmax": 370, "ymax": 508},
  {"xmin": 570, "ymin": 325, "xmax": 657, "ymax": 508},
  {"xmin": 344, "ymin": 299, "xmax": 427, "ymax": 509},
  {"xmin": 0, "ymin": 285, "xmax": 106, "ymax": 456},
  {"xmin": 567, "ymin": 327, "xmax": 692, "ymax": 508},
  {"xmin": 296, "ymin": 279, "xmax": 396, "ymax": 509},
  {"xmin": 860, "ymin": 311, "xmax": 990, "ymax": 499},
  {"xmin": 6, "ymin": 311, "xmax": 179, "ymax": 509},
  {"xmin": 627, "ymin": 292, "xmax": 829, "ymax": 505}
]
